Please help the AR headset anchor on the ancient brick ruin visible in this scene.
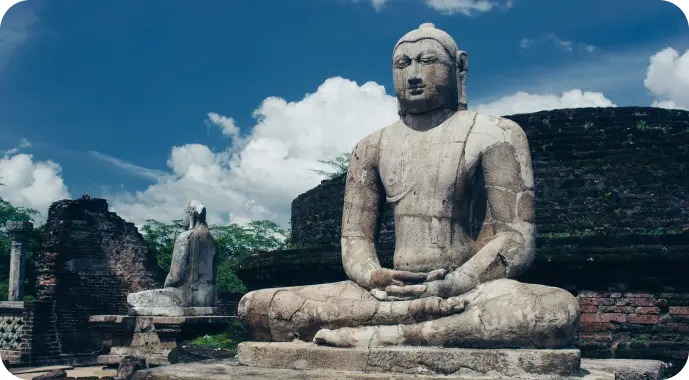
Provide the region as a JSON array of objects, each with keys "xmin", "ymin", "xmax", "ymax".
[
  {"xmin": 237, "ymin": 106, "xmax": 689, "ymax": 374},
  {"xmin": 27, "ymin": 198, "xmax": 165, "ymax": 363}
]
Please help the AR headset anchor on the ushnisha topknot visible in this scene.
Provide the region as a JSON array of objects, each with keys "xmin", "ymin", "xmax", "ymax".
[{"xmin": 394, "ymin": 23, "xmax": 461, "ymax": 60}]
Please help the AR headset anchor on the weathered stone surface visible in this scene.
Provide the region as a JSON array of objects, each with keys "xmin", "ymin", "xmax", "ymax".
[
  {"xmin": 35, "ymin": 198, "xmax": 164, "ymax": 356},
  {"xmin": 131, "ymin": 357, "xmax": 663, "ymax": 380},
  {"xmin": 237, "ymin": 342, "xmax": 581, "ymax": 377},
  {"xmin": 32, "ymin": 368, "xmax": 67, "ymax": 379},
  {"xmin": 115, "ymin": 356, "xmax": 146, "ymax": 380},
  {"xmin": 167, "ymin": 344, "xmax": 234, "ymax": 364},
  {"xmin": 128, "ymin": 306, "xmax": 218, "ymax": 317},
  {"xmin": 6, "ymin": 221, "xmax": 32, "ymax": 302},
  {"xmin": 128, "ymin": 201, "xmax": 218, "ymax": 314},
  {"xmin": 90, "ymin": 315, "xmax": 232, "ymax": 367}
]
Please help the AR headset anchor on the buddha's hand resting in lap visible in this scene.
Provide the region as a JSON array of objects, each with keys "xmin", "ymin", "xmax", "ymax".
[{"xmin": 370, "ymin": 269, "xmax": 448, "ymax": 301}]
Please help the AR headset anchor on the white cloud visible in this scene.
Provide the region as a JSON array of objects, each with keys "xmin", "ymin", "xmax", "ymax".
[
  {"xmin": 519, "ymin": 33, "xmax": 597, "ymax": 54},
  {"xmin": 357, "ymin": 0, "xmax": 504, "ymax": 15},
  {"xmin": 107, "ymin": 77, "xmax": 398, "ymax": 228},
  {"xmin": 0, "ymin": 153, "xmax": 70, "ymax": 222},
  {"xmin": 4, "ymin": 137, "xmax": 31, "ymax": 155},
  {"xmin": 206, "ymin": 112, "xmax": 240, "ymax": 139},
  {"xmin": 474, "ymin": 89, "xmax": 616, "ymax": 117},
  {"xmin": 89, "ymin": 151, "xmax": 168, "ymax": 181},
  {"xmin": 644, "ymin": 47, "xmax": 689, "ymax": 110},
  {"xmin": 0, "ymin": 4, "xmax": 35, "ymax": 73},
  {"xmin": 425, "ymin": 0, "xmax": 495, "ymax": 15}
]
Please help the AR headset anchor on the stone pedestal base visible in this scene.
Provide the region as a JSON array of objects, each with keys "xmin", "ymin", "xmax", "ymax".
[
  {"xmin": 132, "ymin": 357, "xmax": 665, "ymax": 380},
  {"xmin": 128, "ymin": 307, "xmax": 219, "ymax": 317},
  {"xmin": 238, "ymin": 342, "xmax": 582, "ymax": 378},
  {"xmin": 89, "ymin": 315, "xmax": 232, "ymax": 366}
]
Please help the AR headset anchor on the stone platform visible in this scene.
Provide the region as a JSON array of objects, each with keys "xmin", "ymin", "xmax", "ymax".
[
  {"xmin": 132, "ymin": 357, "xmax": 664, "ymax": 380},
  {"xmin": 238, "ymin": 342, "xmax": 582, "ymax": 377},
  {"xmin": 129, "ymin": 307, "xmax": 219, "ymax": 317},
  {"xmin": 89, "ymin": 315, "xmax": 233, "ymax": 366}
]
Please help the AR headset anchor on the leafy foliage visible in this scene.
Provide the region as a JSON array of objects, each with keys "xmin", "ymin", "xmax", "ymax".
[
  {"xmin": 140, "ymin": 219, "xmax": 289, "ymax": 292},
  {"xmin": 311, "ymin": 152, "xmax": 351, "ymax": 180},
  {"xmin": 0, "ymin": 198, "xmax": 42, "ymax": 300},
  {"xmin": 183, "ymin": 320, "xmax": 249, "ymax": 353}
]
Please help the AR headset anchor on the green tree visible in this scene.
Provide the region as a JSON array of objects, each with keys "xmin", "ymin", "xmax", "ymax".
[
  {"xmin": 140, "ymin": 218, "xmax": 289, "ymax": 293},
  {"xmin": 311, "ymin": 152, "xmax": 351, "ymax": 180}
]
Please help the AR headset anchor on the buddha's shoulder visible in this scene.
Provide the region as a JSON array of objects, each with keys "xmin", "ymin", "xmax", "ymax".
[
  {"xmin": 353, "ymin": 121, "xmax": 402, "ymax": 149},
  {"xmin": 466, "ymin": 111, "xmax": 527, "ymax": 148}
]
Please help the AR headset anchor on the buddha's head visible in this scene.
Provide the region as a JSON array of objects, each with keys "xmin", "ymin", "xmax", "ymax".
[
  {"xmin": 393, "ymin": 23, "xmax": 468, "ymax": 117},
  {"xmin": 183, "ymin": 200, "xmax": 207, "ymax": 230}
]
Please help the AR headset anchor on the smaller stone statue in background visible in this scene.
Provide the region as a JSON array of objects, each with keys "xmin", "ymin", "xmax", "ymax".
[{"xmin": 127, "ymin": 201, "xmax": 219, "ymax": 316}]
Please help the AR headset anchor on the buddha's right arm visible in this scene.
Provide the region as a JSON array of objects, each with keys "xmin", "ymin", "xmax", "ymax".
[{"xmin": 341, "ymin": 133, "xmax": 386, "ymax": 290}]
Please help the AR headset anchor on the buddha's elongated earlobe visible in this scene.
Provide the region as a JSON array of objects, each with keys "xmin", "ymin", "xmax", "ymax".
[{"xmin": 457, "ymin": 50, "xmax": 468, "ymax": 110}]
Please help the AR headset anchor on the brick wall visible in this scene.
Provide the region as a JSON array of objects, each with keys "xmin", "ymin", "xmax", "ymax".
[
  {"xmin": 577, "ymin": 291, "xmax": 689, "ymax": 373},
  {"xmin": 35, "ymin": 198, "xmax": 164, "ymax": 357},
  {"xmin": 20, "ymin": 301, "xmax": 61, "ymax": 362},
  {"xmin": 217, "ymin": 292, "xmax": 245, "ymax": 317}
]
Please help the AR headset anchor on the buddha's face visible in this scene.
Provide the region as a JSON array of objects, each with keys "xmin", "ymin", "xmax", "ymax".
[{"xmin": 393, "ymin": 39, "xmax": 456, "ymax": 115}]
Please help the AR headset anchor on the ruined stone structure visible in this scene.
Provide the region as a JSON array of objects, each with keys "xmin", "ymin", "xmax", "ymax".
[
  {"xmin": 6, "ymin": 221, "xmax": 32, "ymax": 302},
  {"xmin": 237, "ymin": 105, "xmax": 689, "ymax": 376},
  {"xmin": 32, "ymin": 197, "xmax": 165, "ymax": 361}
]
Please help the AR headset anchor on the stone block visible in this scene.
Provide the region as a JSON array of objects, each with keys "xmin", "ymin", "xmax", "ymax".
[
  {"xmin": 237, "ymin": 342, "xmax": 581, "ymax": 377},
  {"xmin": 128, "ymin": 307, "xmax": 218, "ymax": 317},
  {"xmin": 130, "ymin": 357, "xmax": 665, "ymax": 380}
]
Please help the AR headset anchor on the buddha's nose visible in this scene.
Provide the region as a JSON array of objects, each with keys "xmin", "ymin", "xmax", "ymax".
[{"xmin": 408, "ymin": 77, "xmax": 423, "ymax": 87}]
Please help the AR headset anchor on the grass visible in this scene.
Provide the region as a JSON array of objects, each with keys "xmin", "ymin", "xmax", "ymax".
[{"xmin": 183, "ymin": 320, "xmax": 250, "ymax": 354}]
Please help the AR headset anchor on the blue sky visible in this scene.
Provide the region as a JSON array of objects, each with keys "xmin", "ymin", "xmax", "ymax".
[{"xmin": 0, "ymin": 0, "xmax": 687, "ymax": 226}]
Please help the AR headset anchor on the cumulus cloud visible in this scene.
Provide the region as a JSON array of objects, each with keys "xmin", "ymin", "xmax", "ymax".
[
  {"xmin": 206, "ymin": 112, "xmax": 240, "ymax": 139},
  {"xmin": 474, "ymin": 89, "xmax": 616, "ymax": 117},
  {"xmin": 644, "ymin": 47, "xmax": 689, "ymax": 110},
  {"xmin": 0, "ymin": 154, "xmax": 70, "ymax": 222},
  {"xmin": 108, "ymin": 77, "xmax": 398, "ymax": 227}
]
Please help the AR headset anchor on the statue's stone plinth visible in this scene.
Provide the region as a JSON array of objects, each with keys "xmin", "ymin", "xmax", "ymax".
[
  {"xmin": 237, "ymin": 342, "xmax": 582, "ymax": 378},
  {"xmin": 128, "ymin": 306, "xmax": 219, "ymax": 317},
  {"xmin": 89, "ymin": 315, "xmax": 232, "ymax": 366},
  {"xmin": 132, "ymin": 355, "xmax": 665, "ymax": 380}
]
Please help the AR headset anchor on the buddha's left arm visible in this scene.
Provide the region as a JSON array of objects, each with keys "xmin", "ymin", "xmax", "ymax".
[
  {"xmin": 164, "ymin": 233, "xmax": 191, "ymax": 288},
  {"xmin": 428, "ymin": 121, "xmax": 536, "ymax": 298}
]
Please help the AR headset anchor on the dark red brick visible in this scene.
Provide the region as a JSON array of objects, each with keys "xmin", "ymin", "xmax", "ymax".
[
  {"xmin": 581, "ymin": 305, "xmax": 598, "ymax": 313},
  {"xmin": 629, "ymin": 315, "xmax": 660, "ymax": 324},
  {"xmin": 670, "ymin": 307, "xmax": 689, "ymax": 315},
  {"xmin": 635, "ymin": 307, "xmax": 661, "ymax": 315}
]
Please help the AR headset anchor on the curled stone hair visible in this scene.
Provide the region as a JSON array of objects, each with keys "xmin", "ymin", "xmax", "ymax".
[{"xmin": 393, "ymin": 23, "xmax": 468, "ymax": 115}]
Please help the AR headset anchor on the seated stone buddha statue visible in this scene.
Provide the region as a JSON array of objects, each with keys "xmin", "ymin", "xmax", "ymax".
[
  {"xmin": 238, "ymin": 23, "xmax": 580, "ymax": 349},
  {"xmin": 128, "ymin": 200, "xmax": 219, "ymax": 316}
]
